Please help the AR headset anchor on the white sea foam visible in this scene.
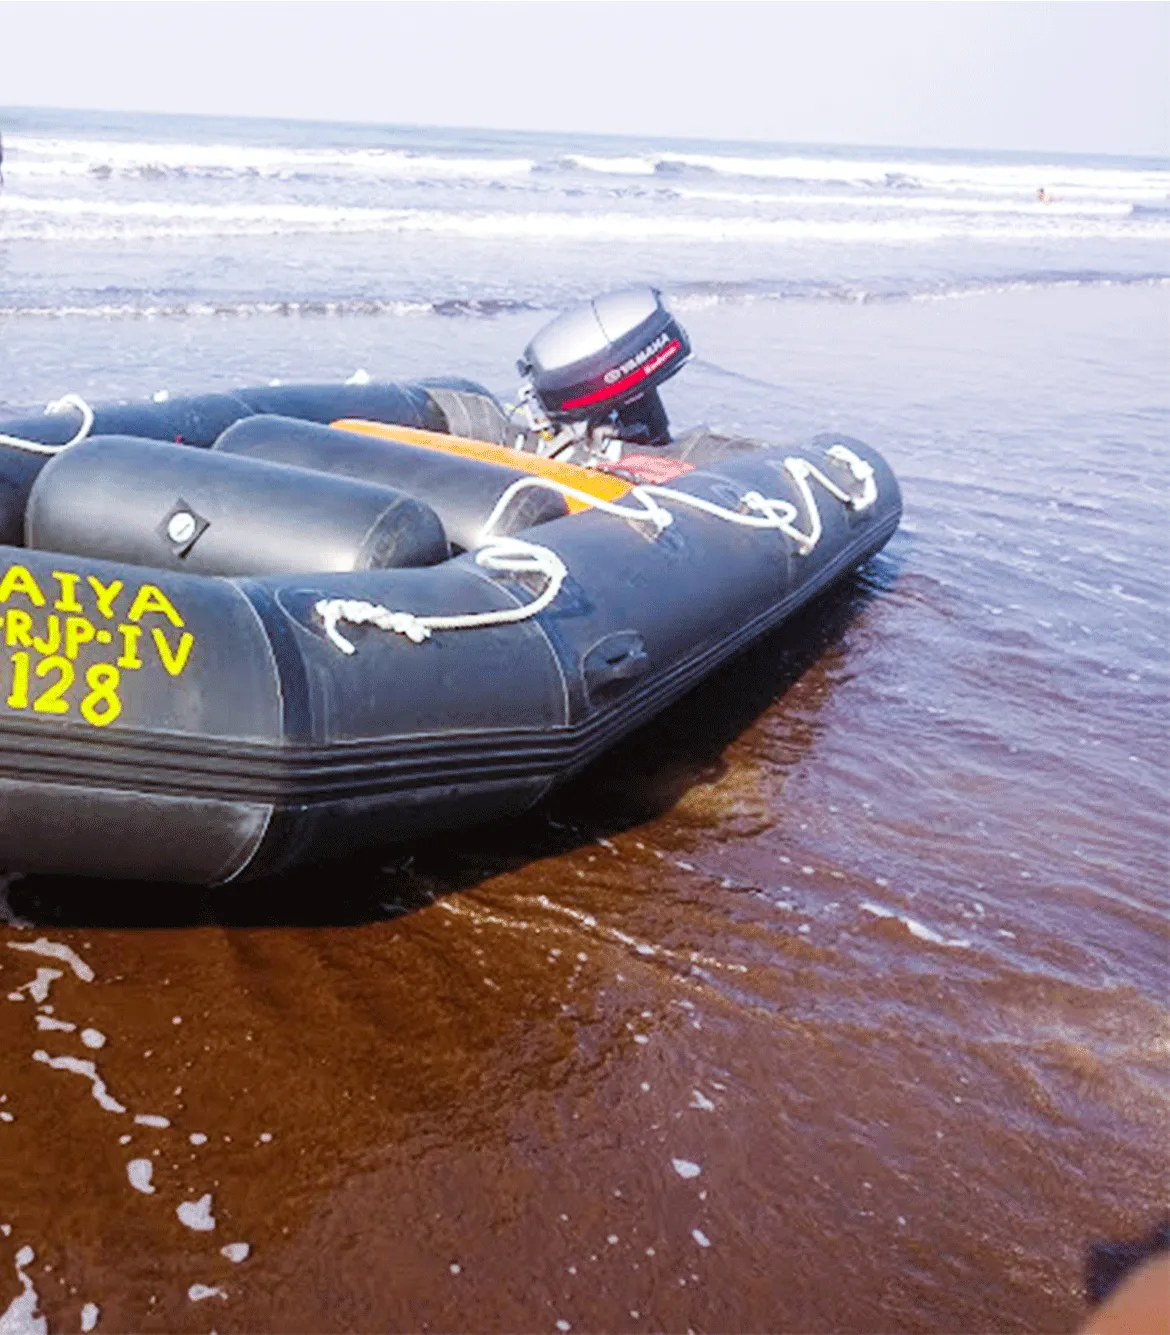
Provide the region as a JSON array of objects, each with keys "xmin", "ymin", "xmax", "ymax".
[
  {"xmin": 672, "ymin": 183, "xmax": 1136, "ymax": 217},
  {"xmin": 176, "ymin": 1194, "xmax": 216, "ymax": 1232},
  {"xmin": 7, "ymin": 970, "xmax": 63, "ymax": 1005},
  {"xmin": 31, "ymin": 1052, "xmax": 126, "ymax": 1113},
  {"xmin": 0, "ymin": 297, "xmax": 436, "ymax": 321},
  {"xmin": 186, "ymin": 1284, "xmax": 227, "ymax": 1303},
  {"xmin": 126, "ymin": 1159, "xmax": 155, "ymax": 1194},
  {"xmin": 7, "ymin": 133, "xmax": 1165, "ymax": 203},
  {"xmin": 5, "ymin": 135, "xmax": 535, "ymax": 184},
  {"xmin": 33, "ymin": 1016, "xmax": 75, "ymax": 1033},
  {"xmin": 652, "ymin": 150, "xmax": 1170, "ymax": 200},
  {"xmin": 0, "ymin": 274, "xmax": 1162, "ymax": 324},
  {"xmin": 7, "ymin": 939, "xmax": 95, "ymax": 982},
  {"xmin": 2, "ymin": 197, "xmax": 1166, "ymax": 246},
  {"xmin": 0, "ymin": 1247, "xmax": 45, "ymax": 1335},
  {"xmin": 860, "ymin": 902, "xmax": 971, "ymax": 949},
  {"xmin": 563, "ymin": 154, "xmax": 658, "ymax": 177}
]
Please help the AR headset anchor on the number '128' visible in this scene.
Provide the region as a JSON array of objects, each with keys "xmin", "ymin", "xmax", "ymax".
[{"xmin": 6, "ymin": 653, "xmax": 123, "ymax": 727}]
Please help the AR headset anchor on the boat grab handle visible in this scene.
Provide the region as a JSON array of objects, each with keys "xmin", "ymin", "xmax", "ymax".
[{"xmin": 583, "ymin": 631, "xmax": 651, "ymax": 694}]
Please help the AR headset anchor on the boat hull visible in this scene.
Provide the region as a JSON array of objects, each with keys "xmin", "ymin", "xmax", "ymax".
[{"xmin": 0, "ymin": 433, "xmax": 900, "ymax": 884}]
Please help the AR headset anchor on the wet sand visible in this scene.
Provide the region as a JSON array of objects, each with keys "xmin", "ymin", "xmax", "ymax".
[{"xmin": 1, "ymin": 285, "xmax": 1167, "ymax": 1333}]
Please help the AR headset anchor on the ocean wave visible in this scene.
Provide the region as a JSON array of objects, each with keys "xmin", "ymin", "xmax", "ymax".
[
  {"xmin": 668, "ymin": 272, "xmax": 1170, "ymax": 312},
  {"xmin": 4, "ymin": 196, "xmax": 1167, "ymax": 244},
  {"xmin": 0, "ymin": 295, "xmax": 539, "ymax": 320},
  {"xmin": 4, "ymin": 135, "xmax": 536, "ymax": 183},
  {"xmin": 658, "ymin": 153, "xmax": 1170, "ymax": 201},
  {"xmin": 6, "ymin": 134, "xmax": 1167, "ymax": 203},
  {"xmin": 560, "ymin": 154, "xmax": 658, "ymax": 177},
  {"xmin": 670, "ymin": 185, "xmax": 1137, "ymax": 218},
  {"xmin": 3, "ymin": 274, "xmax": 1164, "ymax": 323},
  {"xmin": 560, "ymin": 149, "xmax": 1169, "ymax": 200}
]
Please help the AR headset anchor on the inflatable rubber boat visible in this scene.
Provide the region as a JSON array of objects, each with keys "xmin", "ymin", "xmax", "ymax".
[{"xmin": 0, "ymin": 290, "xmax": 901, "ymax": 885}]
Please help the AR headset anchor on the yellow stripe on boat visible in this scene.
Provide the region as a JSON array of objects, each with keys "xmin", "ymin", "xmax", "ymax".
[{"xmin": 330, "ymin": 419, "xmax": 632, "ymax": 512}]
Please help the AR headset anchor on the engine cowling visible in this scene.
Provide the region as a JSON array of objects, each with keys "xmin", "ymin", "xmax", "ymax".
[{"xmin": 518, "ymin": 288, "xmax": 691, "ymax": 447}]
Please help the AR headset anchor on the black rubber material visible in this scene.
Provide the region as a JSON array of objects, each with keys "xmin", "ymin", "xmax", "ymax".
[
  {"xmin": 27, "ymin": 436, "xmax": 450, "ymax": 576},
  {"xmin": 0, "ymin": 380, "xmax": 452, "ymax": 546},
  {"xmin": 417, "ymin": 378, "xmax": 519, "ymax": 446},
  {"xmin": 214, "ymin": 415, "xmax": 568, "ymax": 552},
  {"xmin": 0, "ymin": 430, "xmax": 901, "ymax": 885}
]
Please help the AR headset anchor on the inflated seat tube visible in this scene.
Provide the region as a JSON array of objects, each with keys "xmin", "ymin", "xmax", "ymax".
[
  {"xmin": 26, "ymin": 436, "xmax": 450, "ymax": 576},
  {"xmin": 214, "ymin": 415, "xmax": 570, "ymax": 551},
  {"xmin": 0, "ymin": 379, "xmax": 458, "ymax": 547}
]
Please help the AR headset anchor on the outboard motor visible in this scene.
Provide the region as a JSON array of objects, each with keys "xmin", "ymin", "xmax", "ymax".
[{"xmin": 517, "ymin": 288, "xmax": 690, "ymax": 458}]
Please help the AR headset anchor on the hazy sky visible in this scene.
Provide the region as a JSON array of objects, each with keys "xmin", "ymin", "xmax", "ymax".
[{"xmin": 2, "ymin": 1, "xmax": 1167, "ymax": 156}]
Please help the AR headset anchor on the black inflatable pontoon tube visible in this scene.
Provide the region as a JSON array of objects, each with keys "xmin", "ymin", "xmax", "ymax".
[
  {"xmin": 0, "ymin": 380, "xmax": 452, "ymax": 546},
  {"xmin": 214, "ymin": 415, "xmax": 569, "ymax": 551},
  {"xmin": 26, "ymin": 436, "xmax": 450, "ymax": 576}
]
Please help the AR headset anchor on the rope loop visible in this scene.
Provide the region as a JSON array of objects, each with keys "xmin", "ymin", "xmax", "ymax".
[
  {"xmin": 478, "ymin": 475, "xmax": 672, "ymax": 545},
  {"xmin": 309, "ymin": 445, "xmax": 880, "ymax": 653},
  {"xmin": 315, "ymin": 537, "xmax": 568, "ymax": 655},
  {"xmin": 0, "ymin": 393, "xmax": 95, "ymax": 457}
]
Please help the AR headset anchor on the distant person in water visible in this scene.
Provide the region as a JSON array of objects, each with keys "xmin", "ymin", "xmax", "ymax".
[{"xmin": 1037, "ymin": 187, "xmax": 1051, "ymax": 203}]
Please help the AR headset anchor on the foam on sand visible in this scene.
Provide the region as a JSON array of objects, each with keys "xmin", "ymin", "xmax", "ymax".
[
  {"xmin": 7, "ymin": 971, "xmax": 63, "ymax": 1005},
  {"xmin": 126, "ymin": 1160, "xmax": 155, "ymax": 1195},
  {"xmin": 186, "ymin": 1284, "xmax": 227, "ymax": 1303},
  {"xmin": 176, "ymin": 1195, "xmax": 216, "ymax": 1232},
  {"xmin": 31, "ymin": 1053, "xmax": 126, "ymax": 1114},
  {"xmin": 0, "ymin": 1247, "xmax": 46, "ymax": 1335},
  {"xmin": 860, "ymin": 902, "xmax": 971, "ymax": 949},
  {"xmin": 7, "ymin": 939, "xmax": 95, "ymax": 982}
]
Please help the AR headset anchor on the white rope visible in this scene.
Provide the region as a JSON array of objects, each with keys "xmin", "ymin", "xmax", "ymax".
[
  {"xmin": 315, "ymin": 444, "xmax": 878, "ymax": 652},
  {"xmin": 478, "ymin": 443, "xmax": 877, "ymax": 557},
  {"xmin": 315, "ymin": 537, "xmax": 568, "ymax": 654},
  {"xmin": 478, "ymin": 475, "xmax": 675, "ymax": 543},
  {"xmin": 0, "ymin": 394, "xmax": 95, "ymax": 456},
  {"xmin": 827, "ymin": 443, "xmax": 879, "ymax": 509}
]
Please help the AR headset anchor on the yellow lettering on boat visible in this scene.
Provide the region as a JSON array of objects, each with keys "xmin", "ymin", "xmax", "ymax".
[
  {"xmin": 1, "ymin": 567, "xmax": 194, "ymax": 728},
  {"xmin": 117, "ymin": 625, "xmax": 144, "ymax": 670},
  {"xmin": 51, "ymin": 571, "xmax": 84, "ymax": 613},
  {"xmin": 128, "ymin": 584, "xmax": 184, "ymax": 627},
  {"xmin": 32, "ymin": 615, "xmax": 61, "ymax": 656},
  {"xmin": 151, "ymin": 628, "xmax": 194, "ymax": 677},
  {"xmin": 0, "ymin": 566, "xmax": 46, "ymax": 608},
  {"xmin": 4, "ymin": 609, "xmax": 34, "ymax": 648},
  {"xmin": 86, "ymin": 576, "xmax": 124, "ymax": 620},
  {"xmin": 65, "ymin": 616, "xmax": 96, "ymax": 660}
]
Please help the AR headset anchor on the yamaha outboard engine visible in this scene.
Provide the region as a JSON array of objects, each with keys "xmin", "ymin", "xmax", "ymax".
[{"xmin": 517, "ymin": 288, "xmax": 690, "ymax": 458}]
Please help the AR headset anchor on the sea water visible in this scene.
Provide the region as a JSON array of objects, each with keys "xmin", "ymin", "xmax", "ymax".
[{"xmin": 0, "ymin": 107, "xmax": 1167, "ymax": 1334}]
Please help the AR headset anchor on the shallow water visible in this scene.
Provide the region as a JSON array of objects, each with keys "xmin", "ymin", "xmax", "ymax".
[{"xmin": 1, "ymin": 112, "xmax": 1168, "ymax": 1333}]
